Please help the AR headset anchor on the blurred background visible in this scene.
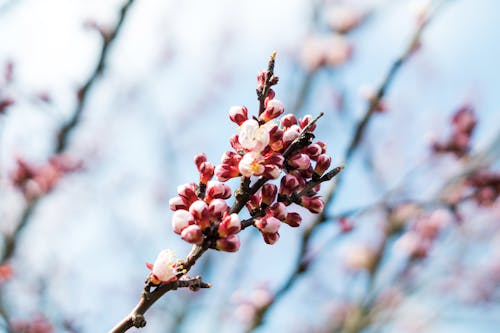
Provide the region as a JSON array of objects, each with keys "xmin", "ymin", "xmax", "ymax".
[{"xmin": 0, "ymin": 0, "xmax": 499, "ymax": 332}]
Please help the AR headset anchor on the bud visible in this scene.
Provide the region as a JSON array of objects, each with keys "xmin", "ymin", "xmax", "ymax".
[
  {"xmin": 288, "ymin": 153, "xmax": 311, "ymax": 170},
  {"xmin": 279, "ymin": 174, "xmax": 301, "ymax": 196},
  {"xmin": 304, "ymin": 143, "xmax": 322, "ymax": 160},
  {"xmin": 261, "ymin": 184, "xmax": 278, "ymax": 206},
  {"xmin": 229, "ymin": 106, "xmax": 249, "ymax": 126},
  {"xmin": 284, "ymin": 212, "xmax": 302, "ymax": 227},
  {"xmin": 181, "ymin": 224, "xmax": 204, "ymax": 244},
  {"xmin": 255, "ymin": 216, "xmax": 281, "ymax": 234},
  {"xmin": 259, "ymin": 99, "xmax": 284, "ymax": 122},
  {"xmin": 169, "ymin": 196, "xmax": 188, "ymax": 211},
  {"xmin": 206, "ymin": 180, "xmax": 231, "ymax": 202},
  {"xmin": 198, "ymin": 161, "xmax": 215, "ymax": 184},
  {"xmin": 263, "ymin": 164, "xmax": 281, "ymax": 179},
  {"xmin": 267, "ymin": 202, "xmax": 287, "ymax": 221},
  {"xmin": 209, "ymin": 198, "xmax": 229, "ymax": 221},
  {"xmin": 189, "ymin": 200, "xmax": 210, "ymax": 230},
  {"xmin": 177, "ymin": 182, "xmax": 198, "ymax": 206},
  {"xmin": 299, "ymin": 115, "xmax": 316, "ymax": 132},
  {"xmin": 262, "ymin": 232, "xmax": 280, "ymax": 245},
  {"xmin": 282, "ymin": 125, "xmax": 301, "ymax": 147},
  {"xmin": 301, "ymin": 196, "xmax": 324, "ymax": 214},
  {"xmin": 216, "ymin": 234, "xmax": 241, "ymax": 252},
  {"xmin": 246, "ymin": 194, "xmax": 261, "ymax": 214},
  {"xmin": 172, "ymin": 209, "xmax": 195, "ymax": 234},
  {"xmin": 194, "ymin": 153, "xmax": 207, "ymax": 170},
  {"xmin": 280, "ymin": 114, "xmax": 297, "ymax": 128},
  {"xmin": 218, "ymin": 212, "xmax": 242, "ymax": 237},
  {"xmin": 314, "ymin": 154, "xmax": 331, "ymax": 176}
]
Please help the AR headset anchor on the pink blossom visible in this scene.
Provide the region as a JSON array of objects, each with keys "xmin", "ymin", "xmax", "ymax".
[
  {"xmin": 148, "ymin": 249, "xmax": 178, "ymax": 284},
  {"xmin": 238, "ymin": 119, "xmax": 270, "ymax": 152},
  {"xmin": 239, "ymin": 151, "xmax": 265, "ymax": 177}
]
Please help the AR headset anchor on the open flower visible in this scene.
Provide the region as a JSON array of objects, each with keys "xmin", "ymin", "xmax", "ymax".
[
  {"xmin": 147, "ymin": 250, "xmax": 178, "ymax": 284},
  {"xmin": 239, "ymin": 119, "xmax": 271, "ymax": 152}
]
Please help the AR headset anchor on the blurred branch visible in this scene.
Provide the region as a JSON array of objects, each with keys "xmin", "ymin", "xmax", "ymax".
[
  {"xmin": 246, "ymin": 2, "xmax": 450, "ymax": 331},
  {"xmin": 0, "ymin": 0, "xmax": 137, "ymax": 267}
]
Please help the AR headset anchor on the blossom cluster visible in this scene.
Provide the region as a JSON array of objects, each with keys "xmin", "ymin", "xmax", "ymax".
[{"xmin": 149, "ymin": 55, "xmax": 338, "ymax": 284}]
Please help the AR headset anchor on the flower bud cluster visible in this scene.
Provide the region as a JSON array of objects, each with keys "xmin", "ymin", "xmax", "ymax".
[
  {"xmin": 165, "ymin": 55, "xmax": 338, "ymax": 254},
  {"xmin": 432, "ymin": 104, "xmax": 477, "ymax": 158},
  {"xmin": 169, "ymin": 170, "xmax": 241, "ymax": 252}
]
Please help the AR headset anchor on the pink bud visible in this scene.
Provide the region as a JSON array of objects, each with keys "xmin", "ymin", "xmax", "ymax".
[
  {"xmin": 218, "ymin": 212, "xmax": 242, "ymax": 237},
  {"xmin": 255, "ymin": 216, "xmax": 281, "ymax": 233},
  {"xmin": 181, "ymin": 224, "xmax": 204, "ymax": 244},
  {"xmin": 282, "ymin": 125, "xmax": 301, "ymax": 147},
  {"xmin": 215, "ymin": 164, "xmax": 240, "ymax": 182},
  {"xmin": 199, "ymin": 162, "xmax": 215, "ymax": 184},
  {"xmin": 172, "ymin": 210, "xmax": 195, "ymax": 234},
  {"xmin": 209, "ymin": 198, "xmax": 230, "ymax": 221},
  {"xmin": 169, "ymin": 196, "xmax": 189, "ymax": 211},
  {"xmin": 267, "ymin": 202, "xmax": 287, "ymax": 221},
  {"xmin": 259, "ymin": 99, "xmax": 284, "ymax": 122},
  {"xmin": 304, "ymin": 143, "xmax": 322, "ymax": 160},
  {"xmin": 279, "ymin": 174, "xmax": 300, "ymax": 196},
  {"xmin": 261, "ymin": 184, "xmax": 278, "ymax": 206},
  {"xmin": 189, "ymin": 200, "xmax": 210, "ymax": 230},
  {"xmin": 216, "ymin": 234, "xmax": 241, "ymax": 252},
  {"xmin": 206, "ymin": 181, "xmax": 231, "ymax": 202},
  {"xmin": 262, "ymin": 232, "xmax": 280, "ymax": 245},
  {"xmin": 301, "ymin": 196, "xmax": 324, "ymax": 214},
  {"xmin": 288, "ymin": 153, "xmax": 311, "ymax": 170},
  {"xmin": 314, "ymin": 154, "xmax": 331, "ymax": 176},
  {"xmin": 177, "ymin": 182, "xmax": 198, "ymax": 206},
  {"xmin": 299, "ymin": 115, "xmax": 316, "ymax": 132},
  {"xmin": 284, "ymin": 212, "xmax": 302, "ymax": 227},
  {"xmin": 194, "ymin": 153, "xmax": 207, "ymax": 169},
  {"xmin": 246, "ymin": 194, "xmax": 261, "ymax": 214},
  {"xmin": 229, "ymin": 106, "xmax": 249, "ymax": 126},
  {"xmin": 281, "ymin": 114, "xmax": 297, "ymax": 128}
]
